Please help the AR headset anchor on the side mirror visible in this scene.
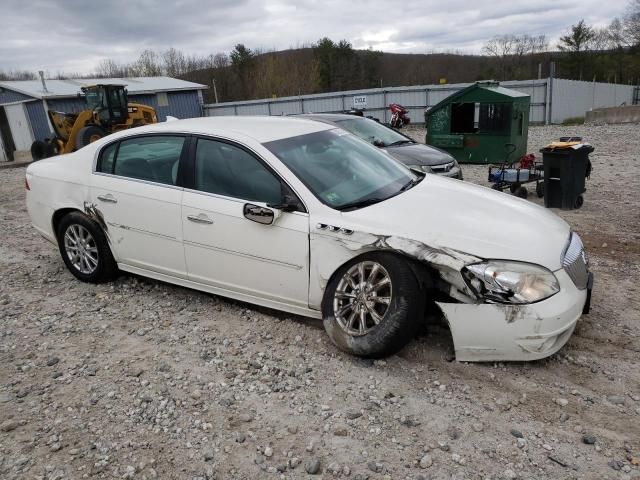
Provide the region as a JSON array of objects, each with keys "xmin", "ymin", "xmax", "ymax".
[
  {"xmin": 243, "ymin": 203, "xmax": 277, "ymax": 225},
  {"xmin": 268, "ymin": 194, "xmax": 301, "ymax": 213}
]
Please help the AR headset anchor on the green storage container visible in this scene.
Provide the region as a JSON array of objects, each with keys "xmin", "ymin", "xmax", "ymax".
[{"xmin": 425, "ymin": 81, "xmax": 530, "ymax": 165}]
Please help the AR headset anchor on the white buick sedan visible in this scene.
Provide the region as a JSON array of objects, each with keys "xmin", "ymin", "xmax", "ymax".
[{"xmin": 25, "ymin": 116, "xmax": 592, "ymax": 361}]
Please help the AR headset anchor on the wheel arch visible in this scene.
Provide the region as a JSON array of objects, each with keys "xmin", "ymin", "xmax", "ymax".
[
  {"xmin": 52, "ymin": 206, "xmax": 111, "ymax": 247},
  {"xmin": 52, "ymin": 207, "xmax": 83, "ymax": 238},
  {"xmin": 320, "ymin": 249, "xmax": 439, "ymax": 313}
]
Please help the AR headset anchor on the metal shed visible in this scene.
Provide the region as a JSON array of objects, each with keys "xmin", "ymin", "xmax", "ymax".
[
  {"xmin": 425, "ymin": 81, "xmax": 530, "ymax": 165},
  {"xmin": 0, "ymin": 77, "xmax": 206, "ymax": 161}
]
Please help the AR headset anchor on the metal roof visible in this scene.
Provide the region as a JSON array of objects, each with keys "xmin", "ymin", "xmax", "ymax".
[
  {"xmin": 0, "ymin": 76, "xmax": 207, "ymax": 100},
  {"xmin": 428, "ymin": 81, "xmax": 529, "ymax": 114}
]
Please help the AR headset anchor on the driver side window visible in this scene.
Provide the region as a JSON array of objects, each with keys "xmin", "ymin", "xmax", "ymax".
[{"xmin": 194, "ymin": 139, "xmax": 282, "ymax": 205}]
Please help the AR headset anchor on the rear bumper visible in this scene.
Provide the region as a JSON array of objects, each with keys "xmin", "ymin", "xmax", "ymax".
[{"xmin": 437, "ymin": 269, "xmax": 587, "ymax": 362}]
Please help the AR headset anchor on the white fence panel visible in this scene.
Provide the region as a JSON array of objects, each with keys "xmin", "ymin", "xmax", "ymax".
[
  {"xmin": 203, "ymin": 78, "xmax": 635, "ymax": 124},
  {"xmin": 551, "ymin": 79, "xmax": 635, "ymax": 123},
  {"xmin": 237, "ymin": 103, "xmax": 269, "ymax": 115},
  {"xmin": 303, "ymin": 96, "xmax": 343, "ymax": 113}
]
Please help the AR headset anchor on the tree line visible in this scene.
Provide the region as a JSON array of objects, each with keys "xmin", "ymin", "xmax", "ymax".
[{"xmin": 1, "ymin": 0, "xmax": 638, "ymax": 103}]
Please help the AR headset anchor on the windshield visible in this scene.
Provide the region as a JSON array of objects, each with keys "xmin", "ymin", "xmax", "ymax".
[
  {"xmin": 335, "ymin": 118, "xmax": 414, "ymax": 147},
  {"xmin": 84, "ymin": 88, "xmax": 105, "ymax": 110},
  {"xmin": 263, "ymin": 129, "xmax": 417, "ymax": 210}
]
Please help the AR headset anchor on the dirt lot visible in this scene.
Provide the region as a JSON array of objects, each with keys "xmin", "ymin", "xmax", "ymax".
[{"xmin": 1, "ymin": 123, "xmax": 639, "ymax": 480}]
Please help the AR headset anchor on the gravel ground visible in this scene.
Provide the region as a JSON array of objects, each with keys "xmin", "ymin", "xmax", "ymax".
[{"xmin": 1, "ymin": 123, "xmax": 639, "ymax": 480}]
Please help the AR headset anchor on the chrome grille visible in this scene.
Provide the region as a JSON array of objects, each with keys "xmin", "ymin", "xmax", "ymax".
[
  {"xmin": 431, "ymin": 161, "xmax": 454, "ymax": 172},
  {"xmin": 562, "ymin": 233, "xmax": 589, "ymax": 290}
]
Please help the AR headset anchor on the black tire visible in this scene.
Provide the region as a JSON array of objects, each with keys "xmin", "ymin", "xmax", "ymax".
[
  {"xmin": 56, "ymin": 211, "xmax": 118, "ymax": 283},
  {"xmin": 46, "ymin": 138, "xmax": 59, "ymax": 157},
  {"xmin": 574, "ymin": 195, "xmax": 584, "ymax": 209},
  {"xmin": 509, "ymin": 183, "xmax": 520, "ymax": 194},
  {"xmin": 515, "ymin": 186, "xmax": 528, "ymax": 199},
  {"xmin": 321, "ymin": 252, "xmax": 424, "ymax": 358},
  {"xmin": 31, "ymin": 140, "xmax": 47, "ymax": 161},
  {"xmin": 536, "ymin": 181, "xmax": 545, "ymax": 198},
  {"xmin": 491, "ymin": 183, "xmax": 502, "ymax": 191},
  {"xmin": 75, "ymin": 125, "xmax": 106, "ymax": 149}
]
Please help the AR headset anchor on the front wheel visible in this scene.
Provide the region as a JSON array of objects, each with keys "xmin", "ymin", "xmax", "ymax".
[
  {"xmin": 75, "ymin": 125, "xmax": 106, "ymax": 149},
  {"xmin": 322, "ymin": 253, "xmax": 424, "ymax": 358},
  {"xmin": 56, "ymin": 212, "xmax": 118, "ymax": 283}
]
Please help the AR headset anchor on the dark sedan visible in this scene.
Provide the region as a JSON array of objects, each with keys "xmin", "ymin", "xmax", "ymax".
[{"xmin": 299, "ymin": 113, "xmax": 463, "ymax": 179}]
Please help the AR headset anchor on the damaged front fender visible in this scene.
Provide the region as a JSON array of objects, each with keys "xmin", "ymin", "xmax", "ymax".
[{"xmin": 308, "ymin": 227, "xmax": 481, "ymax": 309}]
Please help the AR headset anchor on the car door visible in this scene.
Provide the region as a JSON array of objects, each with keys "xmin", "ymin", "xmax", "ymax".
[
  {"xmin": 182, "ymin": 137, "xmax": 310, "ymax": 307},
  {"xmin": 90, "ymin": 135, "xmax": 187, "ymax": 278}
]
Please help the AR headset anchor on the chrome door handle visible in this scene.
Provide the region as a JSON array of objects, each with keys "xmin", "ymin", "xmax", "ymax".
[
  {"xmin": 97, "ymin": 194, "xmax": 117, "ymax": 203},
  {"xmin": 187, "ymin": 214, "xmax": 214, "ymax": 224}
]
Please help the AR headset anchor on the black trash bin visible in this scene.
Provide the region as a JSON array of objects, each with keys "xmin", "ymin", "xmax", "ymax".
[{"xmin": 540, "ymin": 143, "xmax": 593, "ymax": 209}]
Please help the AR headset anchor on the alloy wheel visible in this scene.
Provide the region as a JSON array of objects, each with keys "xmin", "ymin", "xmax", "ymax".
[
  {"xmin": 333, "ymin": 261, "xmax": 392, "ymax": 336},
  {"xmin": 63, "ymin": 224, "xmax": 99, "ymax": 275}
]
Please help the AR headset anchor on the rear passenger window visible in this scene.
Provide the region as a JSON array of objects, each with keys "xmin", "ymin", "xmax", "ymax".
[
  {"xmin": 110, "ymin": 136, "xmax": 185, "ymax": 185},
  {"xmin": 99, "ymin": 143, "xmax": 117, "ymax": 174},
  {"xmin": 195, "ymin": 139, "xmax": 281, "ymax": 204}
]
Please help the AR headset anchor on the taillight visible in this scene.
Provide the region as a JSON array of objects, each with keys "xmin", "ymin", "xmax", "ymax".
[{"xmin": 25, "ymin": 177, "xmax": 30, "ymax": 190}]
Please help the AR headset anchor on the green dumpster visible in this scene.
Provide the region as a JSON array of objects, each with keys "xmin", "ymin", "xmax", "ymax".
[{"xmin": 425, "ymin": 81, "xmax": 530, "ymax": 164}]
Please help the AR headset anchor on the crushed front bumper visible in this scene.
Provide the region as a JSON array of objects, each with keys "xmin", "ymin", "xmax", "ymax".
[{"xmin": 437, "ymin": 269, "xmax": 588, "ymax": 362}]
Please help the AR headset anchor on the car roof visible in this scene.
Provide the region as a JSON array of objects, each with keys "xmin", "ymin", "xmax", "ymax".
[
  {"xmin": 298, "ymin": 113, "xmax": 364, "ymax": 125},
  {"xmin": 110, "ymin": 116, "xmax": 334, "ymax": 143}
]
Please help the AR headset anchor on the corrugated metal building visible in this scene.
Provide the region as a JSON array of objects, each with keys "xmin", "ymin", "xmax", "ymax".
[{"xmin": 0, "ymin": 76, "xmax": 206, "ymax": 161}]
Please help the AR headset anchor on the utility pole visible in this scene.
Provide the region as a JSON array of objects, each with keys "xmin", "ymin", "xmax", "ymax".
[{"xmin": 212, "ymin": 78, "xmax": 219, "ymax": 103}]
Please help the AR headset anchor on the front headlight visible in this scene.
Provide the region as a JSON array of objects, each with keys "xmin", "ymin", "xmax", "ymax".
[
  {"xmin": 463, "ymin": 261, "xmax": 560, "ymax": 304},
  {"xmin": 410, "ymin": 165, "xmax": 433, "ymax": 173}
]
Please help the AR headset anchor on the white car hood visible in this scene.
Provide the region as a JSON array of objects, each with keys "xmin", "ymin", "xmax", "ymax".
[{"xmin": 341, "ymin": 175, "xmax": 570, "ymax": 271}]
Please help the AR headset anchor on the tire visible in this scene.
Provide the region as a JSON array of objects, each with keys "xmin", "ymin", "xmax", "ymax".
[
  {"xmin": 515, "ymin": 186, "xmax": 528, "ymax": 199},
  {"xmin": 574, "ymin": 195, "xmax": 584, "ymax": 209},
  {"xmin": 321, "ymin": 252, "xmax": 424, "ymax": 358},
  {"xmin": 46, "ymin": 138, "xmax": 59, "ymax": 157},
  {"xmin": 56, "ymin": 211, "xmax": 118, "ymax": 283},
  {"xmin": 491, "ymin": 183, "xmax": 502, "ymax": 191},
  {"xmin": 536, "ymin": 181, "xmax": 545, "ymax": 198},
  {"xmin": 509, "ymin": 183, "xmax": 520, "ymax": 194},
  {"xmin": 31, "ymin": 140, "xmax": 47, "ymax": 161},
  {"xmin": 75, "ymin": 125, "xmax": 106, "ymax": 149}
]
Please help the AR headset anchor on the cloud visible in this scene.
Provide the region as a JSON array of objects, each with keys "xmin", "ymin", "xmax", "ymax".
[{"xmin": 0, "ymin": 0, "xmax": 626, "ymax": 74}]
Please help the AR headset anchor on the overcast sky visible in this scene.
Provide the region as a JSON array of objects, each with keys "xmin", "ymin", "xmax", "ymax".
[{"xmin": 0, "ymin": 0, "xmax": 629, "ymax": 75}]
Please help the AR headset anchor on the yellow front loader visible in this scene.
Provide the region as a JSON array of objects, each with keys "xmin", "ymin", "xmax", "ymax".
[{"xmin": 31, "ymin": 84, "xmax": 158, "ymax": 160}]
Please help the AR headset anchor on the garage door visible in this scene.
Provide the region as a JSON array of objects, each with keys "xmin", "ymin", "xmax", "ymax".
[{"xmin": 4, "ymin": 103, "xmax": 34, "ymax": 151}]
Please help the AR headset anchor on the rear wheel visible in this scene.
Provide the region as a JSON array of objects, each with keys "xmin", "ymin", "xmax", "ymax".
[
  {"xmin": 30, "ymin": 140, "xmax": 47, "ymax": 161},
  {"xmin": 322, "ymin": 253, "xmax": 424, "ymax": 358},
  {"xmin": 574, "ymin": 195, "xmax": 584, "ymax": 209},
  {"xmin": 75, "ymin": 125, "xmax": 107, "ymax": 149},
  {"xmin": 509, "ymin": 183, "xmax": 520, "ymax": 194},
  {"xmin": 56, "ymin": 212, "xmax": 118, "ymax": 283},
  {"xmin": 536, "ymin": 181, "xmax": 545, "ymax": 198},
  {"xmin": 515, "ymin": 186, "xmax": 528, "ymax": 199}
]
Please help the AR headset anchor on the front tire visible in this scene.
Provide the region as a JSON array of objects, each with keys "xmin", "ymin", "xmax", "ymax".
[
  {"xmin": 322, "ymin": 253, "xmax": 424, "ymax": 358},
  {"xmin": 75, "ymin": 125, "xmax": 106, "ymax": 149},
  {"xmin": 56, "ymin": 212, "xmax": 118, "ymax": 283}
]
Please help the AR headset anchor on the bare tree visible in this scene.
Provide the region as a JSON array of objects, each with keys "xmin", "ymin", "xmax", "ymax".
[
  {"xmin": 132, "ymin": 49, "xmax": 163, "ymax": 76},
  {"xmin": 482, "ymin": 35, "xmax": 517, "ymax": 80},
  {"xmin": 0, "ymin": 69, "xmax": 37, "ymax": 80},
  {"xmin": 625, "ymin": 0, "xmax": 640, "ymax": 45},
  {"xmin": 163, "ymin": 48, "xmax": 187, "ymax": 77}
]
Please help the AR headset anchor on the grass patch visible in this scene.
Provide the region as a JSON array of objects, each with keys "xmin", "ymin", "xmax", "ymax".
[{"xmin": 562, "ymin": 116, "xmax": 585, "ymax": 125}]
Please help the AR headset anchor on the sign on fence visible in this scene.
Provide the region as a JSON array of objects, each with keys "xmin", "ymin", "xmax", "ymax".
[{"xmin": 353, "ymin": 95, "xmax": 367, "ymax": 108}]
